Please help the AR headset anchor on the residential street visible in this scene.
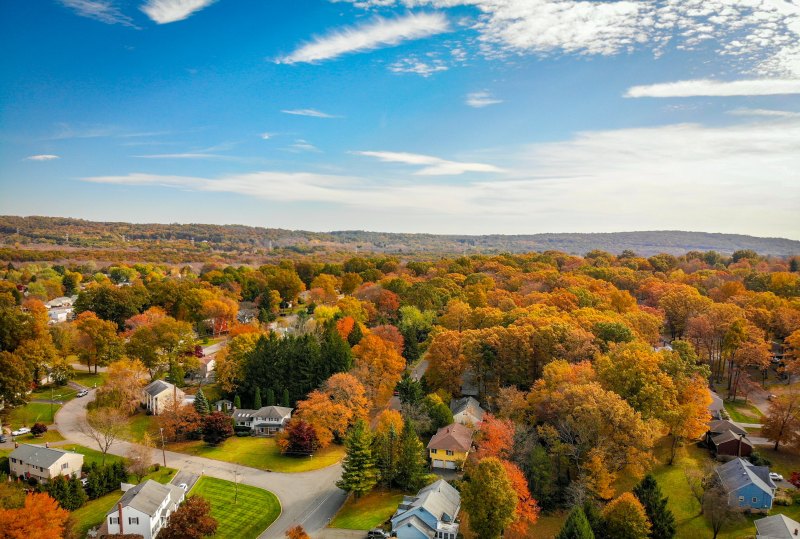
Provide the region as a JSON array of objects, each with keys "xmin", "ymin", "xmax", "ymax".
[{"xmin": 54, "ymin": 390, "xmax": 347, "ymax": 539}]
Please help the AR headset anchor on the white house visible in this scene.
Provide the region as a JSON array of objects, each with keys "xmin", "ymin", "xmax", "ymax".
[
  {"xmin": 142, "ymin": 380, "xmax": 185, "ymax": 415},
  {"xmin": 197, "ymin": 356, "xmax": 216, "ymax": 379},
  {"xmin": 233, "ymin": 405, "xmax": 293, "ymax": 435},
  {"xmin": 105, "ymin": 479, "xmax": 185, "ymax": 539},
  {"xmin": 9, "ymin": 444, "xmax": 84, "ymax": 484},
  {"xmin": 450, "ymin": 397, "xmax": 485, "ymax": 427},
  {"xmin": 392, "ymin": 479, "xmax": 461, "ymax": 539}
]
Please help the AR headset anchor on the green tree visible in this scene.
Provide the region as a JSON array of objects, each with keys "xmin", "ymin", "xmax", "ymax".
[
  {"xmin": 194, "ymin": 388, "xmax": 209, "ymax": 415},
  {"xmin": 374, "ymin": 424, "xmax": 400, "ymax": 488},
  {"xmin": 266, "ymin": 388, "xmax": 275, "ymax": 406},
  {"xmin": 527, "ymin": 444, "xmax": 557, "ymax": 511},
  {"xmin": 0, "ymin": 351, "xmax": 30, "ymax": 408},
  {"xmin": 234, "ymin": 394, "xmax": 241, "ymax": 409},
  {"xmin": 253, "ymin": 387, "xmax": 262, "ymax": 409},
  {"xmin": 462, "ymin": 457, "xmax": 518, "ymax": 539},
  {"xmin": 67, "ymin": 476, "xmax": 88, "ymax": 510},
  {"xmin": 557, "ymin": 506, "xmax": 595, "ymax": 539},
  {"xmin": 633, "ymin": 475, "xmax": 676, "ymax": 539},
  {"xmin": 395, "ymin": 418, "xmax": 426, "ymax": 491},
  {"xmin": 396, "ymin": 372, "xmax": 423, "ymax": 405},
  {"xmin": 602, "ymin": 492, "xmax": 651, "ymax": 539},
  {"xmin": 282, "ymin": 388, "xmax": 290, "ymax": 407},
  {"xmin": 336, "ymin": 419, "xmax": 378, "ymax": 499},
  {"xmin": 347, "ymin": 322, "xmax": 363, "ymax": 347}
]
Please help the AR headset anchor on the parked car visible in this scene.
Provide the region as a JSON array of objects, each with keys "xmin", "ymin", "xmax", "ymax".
[
  {"xmin": 76, "ymin": 389, "xmax": 89, "ymax": 397},
  {"xmin": 367, "ymin": 530, "xmax": 389, "ymax": 539},
  {"xmin": 770, "ymin": 472, "xmax": 784, "ymax": 482},
  {"xmin": 11, "ymin": 427, "xmax": 30, "ymax": 436},
  {"xmin": 768, "ymin": 394, "xmax": 778, "ymax": 401},
  {"xmin": 80, "ymin": 477, "xmax": 89, "ymax": 487},
  {"xmin": 178, "ymin": 483, "xmax": 188, "ymax": 491},
  {"xmin": 0, "ymin": 434, "xmax": 7, "ymax": 443}
]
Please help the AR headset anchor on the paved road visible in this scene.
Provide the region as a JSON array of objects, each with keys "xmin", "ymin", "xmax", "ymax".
[{"xmin": 55, "ymin": 390, "xmax": 346, "ymax": 539}]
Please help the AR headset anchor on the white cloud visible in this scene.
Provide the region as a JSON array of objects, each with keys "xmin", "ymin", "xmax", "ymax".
[
  {"xmin": 260, "ymin": 132, "xmax": 275, "ymax": 140},
  {"xmin": 352, "ymin": 150, "xmax": 504, "ymax": 175},
  {"xmin": 59, "ymin": 0, "xmax": 135, "ymax": 26},
  {"xmin": 625, "ymin": 79, "xmax": 800, "ymax": 98},
  {"xmin": 288, "ymin": 139, "xmax": 321, "ymax": 152},
  {"xmin": 388, "ymin": 56, "xmax": 449, "ymax": 76},
  {"xmin": 465, "ymin": 91, "xmax": 502, "ymax": 108},
  {"xmin": 135, "ymin": 153, "xmax": 229, "ymax": 159},
  {"xmin": 728, "ymin": 108, "xmax": 800, "ymax": 119},
  {"xmin": 281, "ymin": 109, "xmax": 341, "ymax": 118},
  {"xmin": 277, "ymin": 13, "xmax": 450, "ymax": 64},
  {"xmin": 141, "ymin": 0, "xmax": 215, "ymax": 24},
  {"xmin": 25, "ymin": 155, "xmax": 60, "ymax": 161}
]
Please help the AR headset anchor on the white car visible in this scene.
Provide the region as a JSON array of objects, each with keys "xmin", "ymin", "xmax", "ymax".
[
  {"xmin": 11, "ymin": 427, "xmax": 31, "ymax": 436},
  {"xmin": 76, "ymin": 390, "xmax": 89, "ymax": 397},
  {"xmin": 178, "ymin": 483, "xmax": 188, "ymax": 492},
  {"xmin": 769, "ymin": 472, "xmax": 784, "ymax": 482}
]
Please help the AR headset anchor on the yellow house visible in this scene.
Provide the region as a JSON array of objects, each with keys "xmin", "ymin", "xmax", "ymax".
[{"xmin": 427, "ymin": 423, "xmax": 473, "ymax": 470}]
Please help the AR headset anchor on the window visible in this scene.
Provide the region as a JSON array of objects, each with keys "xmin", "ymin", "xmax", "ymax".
[
  {"xmin": 430, "ymin": 449, "xmax": 437, "ymax": 454},
  {"xmin": 62, "ymin": 463, "xmax": 69, "ymax": 469},
  {"xmin": 752, "ymin": 497, "xmax": 758, "ymax": 503},
  {"xmin": 10, "ymin": 458, "xmax": 16, "ymax": 463},
  {"xmin": 446, "ymin": 450, "xmax": 453, "ymax": 456},
  {"xmin": 109, "ymin": 517, "xmax": 119, "ymax": 525},
  {"xmin": 129, "ymin": 517, "xmax": 139, "ymax": 525},
  {"xmin": 738, "ymin": 496, "xmax": 744, "ymax": 502}
]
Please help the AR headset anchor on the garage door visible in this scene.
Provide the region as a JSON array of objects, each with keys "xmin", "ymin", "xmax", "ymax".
[
  {"xmin": 432, "ymin": 460, "xmax": 445, "ymax": 468},
  {"xmin": 444, "ymin": 460, "xmax": 457, "ymax": 470}
]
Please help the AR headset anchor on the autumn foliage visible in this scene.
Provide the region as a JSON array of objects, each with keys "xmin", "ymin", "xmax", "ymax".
[{"xmin": 0, "ymin": 492, "xmax": 70, "ymax": 539}]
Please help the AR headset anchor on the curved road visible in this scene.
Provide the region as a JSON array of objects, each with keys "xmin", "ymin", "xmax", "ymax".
[{"xmin": 55, "ymin": 391, "xmax": 346, "ymax": 539}]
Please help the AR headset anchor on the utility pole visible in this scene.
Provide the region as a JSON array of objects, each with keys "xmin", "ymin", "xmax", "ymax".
[
  {"xmin": 233, "ymin": 469, "xmax": 239, "ymax": 504},
  {"xmin": 159, "ymin": 428, "xmax": 167, "ymax": 467}
]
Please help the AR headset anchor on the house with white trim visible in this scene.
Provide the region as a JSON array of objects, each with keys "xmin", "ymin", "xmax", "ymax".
[
  {"xmin": 105, "ymin": 479, "xmax": 185, "ymax": 539},
  {"xmin": 9, "ymin": 444, "xmax": 84, "ymax": 484}
]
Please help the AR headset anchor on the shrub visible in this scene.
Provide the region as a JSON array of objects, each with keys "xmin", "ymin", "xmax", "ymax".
[
  {"xmin": 31, "ymin": 423, "xmax": 48, "ymax": 437},
  {"xmin": 749, "ymin": 452, "xmax": 771, "ymax": 467}
]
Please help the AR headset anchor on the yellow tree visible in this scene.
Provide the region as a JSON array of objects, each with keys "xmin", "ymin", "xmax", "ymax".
[
  {"xmin": 663, "ymin": 375, "xmax": 712, "ymax": 464},
  {"xmin": 425, "ymin": 330, "xmax": 466, "ymax": 395},
  {"xmin": 96, "ymin": 358, "xmax": 149, "ymax": 414}
]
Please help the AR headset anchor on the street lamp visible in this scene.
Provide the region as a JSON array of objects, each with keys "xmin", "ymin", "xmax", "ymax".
[
  {"xmin": 233, "ymin": 470, "xmax": 239, "ymax": 504},
  {"xmin": 159, "ymin": 428, "xmax": 167, "ymax": 467}
]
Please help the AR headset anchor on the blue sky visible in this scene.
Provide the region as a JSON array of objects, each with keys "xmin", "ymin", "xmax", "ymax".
[{"xmin": 1, "ymin": 0, "xmax": 799, "ymax": 238}]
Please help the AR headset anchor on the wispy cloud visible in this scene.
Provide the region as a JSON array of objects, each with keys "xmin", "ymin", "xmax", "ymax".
[
  {"xmin": 465, "ymin": 91, "xmax": 502, "ymax": 108},
  {"xmin": 141, "ymin": 0, "xmax": 216, "ymax": 24},
  {"xmin": 59, "ymin": 0, "xmax": 135, "ymax": 27},
  {"xmin": 277, "ymin": 13, "xmax": 450, "ymax": 64},
  {"xmin": 260, "ymin": 132, "xmax": 275, "ymax": 140},
  {"xmin": 388, "ymin": 56, "xmax": 449, "ymax": 77},
  {"xmin": 281, "ymin": 109, "xmax": 341, "ymax": 119},
  {"xmin": 727, "ymin": 108, "xmax": 800, "ymax": 119},
  {"xmin": 25, "ymin": 155, "xmax": 60, "ymax": 161},
  {"xmin": 135, "ymin": 153, "xmax": 230, "ymax": 160},
  {"xmin": 287, "ymin": 139, "xmax": 321, "ymax": 153},
  {"xmin": 352, "ymin": 150, "xmax": 504, "ymax": 175},
  {"xmin": 625, "ymin": 79, "xmax": 800, "ymax": 98}
]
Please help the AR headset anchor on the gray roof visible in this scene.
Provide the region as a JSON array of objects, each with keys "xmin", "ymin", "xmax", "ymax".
[
  {"xmin": 711, "ymin": 430, "xmax": 753, "ymax": 447},
  {"xmin": 106, "ymin": 480, "xmax": 183, "ymax": 518},
  {"xmin": 716, "ymin": 458, "xmax": 776, "ymax": 495},
  {"xmin": 755, "ymin": 514, "xmax": 800, "ymax": 538},
  {"xmin": 9, "ymin": 444, "xmax": 81, "ymax": 468},
  {"xmin": 233, "ymin": 406, "xmax": 292, "ymax": 419},
  {"xmin": 144, "ymin": 380, "xmax": 174, "ymax": 397},
  {"xmin": 708, "ymin": 419, "xmax": 747, "ymax": 437},
  {"xmin": 397, "ymin": 515, "xmax": 435, "ymax": 538},
  {"xmin": 394, "ymin": 479, "xmax": 460, "ymax": 530},
  {"xmin": 450, "ymin": 397, "xmax": 485, "ymax": 422}
]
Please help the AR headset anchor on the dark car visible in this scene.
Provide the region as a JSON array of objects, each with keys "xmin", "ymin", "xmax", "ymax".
[
  {"xmin": 0, "ymin": 434, "xmax": 7, "ymax": 443},
  {"xmin": 367, "ymin": 530, "xmax": 388, "ymax": 539}
]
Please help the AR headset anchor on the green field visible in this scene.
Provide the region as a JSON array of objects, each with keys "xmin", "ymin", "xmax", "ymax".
[
  {"xmin": 330, "ymin": 490, "xmax": 405, "ymax": 530},
  {"xmin": 169, "ymin": 436, "xmax": 345, "ymax": 473},
  {"xmin": 13, "ymin": 429, "xmax": 66, "ymax": 444},
  {"xmin": 60, "ymin": 444, "xmax": 125, "ymax": 467},
  {"xmin": 724, "ymin": 399, "xmax": 765, "ymax": 423},
  {"xmin": 188, "ymin": 476, "xmax": 280, "ymax": 539},
  {"xmin": 9, "ymin": 402, "xmax": 61, "ymax": 428},
  {"xmin": 125, "ymin": 412, "xmax": 156, "ymax": 443},
  {"xmin": 29, "ymin": 384, "xmax": 79, "ymax": 402},
  {"xmin": 73, "ymin": 371, "xmax": 108, "ymax": 389}
]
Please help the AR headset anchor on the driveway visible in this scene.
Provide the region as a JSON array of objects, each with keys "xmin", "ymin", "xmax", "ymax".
[{"xmin": 55, "ymin": 390, "xmax": 346, "ymax": 539}]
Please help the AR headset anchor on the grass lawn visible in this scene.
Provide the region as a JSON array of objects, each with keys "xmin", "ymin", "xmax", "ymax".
[
  {"xmin": 60, "ymin": 444, "xmax": 125, "ymax": 467},
  {"xmin": 9, "ymin": 402, "xmax": 61, "ymax": 428},
  {"xmin": 73, "ymin": 371, "xmax": 108, "ymax": 389},
  {"xmin": 189, "ymin": 476, "xmax": 280, "ymax": 539},
  {"xmin": 756, "ymin": 447, "xmax": 800, "ymax": 479},
  {"xmin": 14, "ymin": 429, "xmax": 65, "ymax": 444},
  {"xmin": 724, "ymin": 399, "xmax": 765, "ymax": 423},
  {"xmin": 169, "ymin": 436, "xmax": 346, "ymax": 473},
  {"xmin": 330, "ymin": 490, "xmax": 406, "ymax": 530},
  {"xmin": 125, "ymin": 411, "xmax": 157, "ymax": 443},
  {"xmin": 29, "ymin": 384, "xmax": 78, "ymax": 402}
]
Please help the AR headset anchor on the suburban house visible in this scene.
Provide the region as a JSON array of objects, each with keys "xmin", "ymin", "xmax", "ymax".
[
  {"xmin": 427, "ymin": 423, "xmax": 473, "ymax": 470},
  {"xmin": 197, "ymin": 356, "xmax": 216, "ymax": 379},
  {"xmin": 716, "ymin": 457, "xmax": 776, "ymax": 512},
  {"xmin": 9, "ymin": 444, "xmax": 84, "ymax": 484},
  {"xmin": 706, "ymin": 419, "xmax": 753, "ymax": 457},
  {"xmin": 142, "ymin": 380, "xmax": 185, "ymax": 416},
  {"xmin": 755, "ymin": 514, "xmax": 800, "ymax": 538},
  {"xmin": 459, "ymin": 370, "xmax": 479, "ymax": 397},
  {"xmin": 214, "ymin": 399, "xmax": 234, "ymax": 413},
  {"xmin": 105, "ymin": 479, "xmax": 185, "ymax": 539},
  {"xmin": 450, "ymin": 397, "xmax": 485, "ymax": 427},
  {"xmin": 233, "ymin": 405, "xmax": 293, "ymax": 435},
  {"xmin": 391, "ymin": 479, "xmax": 461, "ymax": 539}
]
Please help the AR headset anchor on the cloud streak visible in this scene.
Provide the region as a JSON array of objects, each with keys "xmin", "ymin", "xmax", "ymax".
[
  {"xmin": 141, "ymin": 0, "xmax": 215, "ymax": 24},
  {"xmin": 625, "ymin": 79, "xmax": 800, "ymax": 98},
  {"xmin": 465, "ymin": 91, "xmax": 502, "ymax": 108},
  {"xmin": 25, "ymin": 155, "xmax": 60, "ymax": 161},
  {"xmin": 277, "ymin": 13, "xmax": 450, "ymax": 64},
  {"xmin": 59, "ymin": 0, "xmax": 135, "ymax": 26},
  {"xmin": 353, "ymin": 150, "xmax": 505, "ymax": 175},
  {"xmin": 281, "ymin": 109, "xmax": 341, "ymax": 118}
]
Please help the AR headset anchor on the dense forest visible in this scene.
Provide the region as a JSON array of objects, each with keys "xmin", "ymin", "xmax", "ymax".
[{"xmin": 1, "ymin": 216, "xmax": 798, "ymax": 265}]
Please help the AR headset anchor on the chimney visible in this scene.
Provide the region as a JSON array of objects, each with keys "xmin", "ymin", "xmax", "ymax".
[
  {"xmin": 118, "ymin": 503, "xmax": 124, "ymax": 534},
  {"xmin": 738, "ymin": 433, "xmax": 745, "ymax": 458}
]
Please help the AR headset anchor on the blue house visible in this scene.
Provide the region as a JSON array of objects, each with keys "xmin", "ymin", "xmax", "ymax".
[
  {"xmin": 391, "ymin": 479, "xmax": 460, "ymax": 539},
  {"xmin": 716, "ymin": 458, "xmax": 776, "ymax": 512}
]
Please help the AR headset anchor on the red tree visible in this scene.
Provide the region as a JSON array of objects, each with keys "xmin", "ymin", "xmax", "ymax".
[
  {"xmin": 279, "ymin": 419, "xmax": 319, "ymax": 456},
  {"xmin": 202, "ymin": 412, "xmax": 233, "ymax": 445}
]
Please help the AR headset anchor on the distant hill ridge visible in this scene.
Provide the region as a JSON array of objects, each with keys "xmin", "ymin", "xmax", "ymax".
[{"xmin": 1, "ymin": 216, "xmax": 798, "ymax": 257}]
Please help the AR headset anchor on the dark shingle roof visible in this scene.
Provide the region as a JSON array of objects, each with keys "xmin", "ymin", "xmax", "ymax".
[
  {"xmin": 708, "ymin": 419, "xmax": 747, "ymax": 436},
  {"xmin": 755, "ymin": 514, "xmax": 800, "ymax": 538},
  {"xmin": 716, "ymin": 458, "xmax": 776, "ymax": 494},
  {"xmin": 9, "ymin": 444, "xmax": 80, "ymax": 468},
  {"xmin": 144, "ymin": 380, "xmax": 173, "ymax": 397}
]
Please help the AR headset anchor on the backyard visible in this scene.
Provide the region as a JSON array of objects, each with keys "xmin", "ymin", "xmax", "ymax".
[
  {"xmin": 168, "ymin": 436, "xmax": 346, "ymax": 473},
  {"xmin": 188, "ymin": 476, "xmax": 280, "ymax": 539},
  {"xmin": 724, "ymin": 399, "xmax": 765, "ymax": 424},
  {"xmin": 9, "ymin": 402, "xmax": 61, "ymax": 429},
  {"xmin": 330, "ymin": 490, "xmax": 406, "ymax": 530}
]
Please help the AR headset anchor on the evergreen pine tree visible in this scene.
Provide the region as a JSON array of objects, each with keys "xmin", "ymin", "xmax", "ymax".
[
  {"xmin": 282, "ymin": 388, "xmax": 290, "ymax": 407},
  {"xmin": 336, "ymin": 419, "xmax": 378, "ymax": 499},
  {"xmin": 68, "ymin": 476, "xmax": 88, "ymax": 510},
  {"xmin": 583, "ymin": 501, "xmax": 605, "ymax": 539},
  {"xmin": 266, "ymin": 388, "xmax": 275, "ymax": 406},
  {"xmin": 791, "ymin": 258, "xmax": 799, "ymax": 273},
  {"xmin": 234, "ymin": 394, "xmax": 241, "ymax": 409},
  {"xmin": 633, "ymin": 474, "xmax": 676, "ymax": 539},
  {"xmin": 46, "ymin": 475, "xmax": 69, "ymax": 508},
  {"xmin": 557, "ymin": 507, "xmax": 595, "ymax": 539},
  {"xmin": 374, "ymin": 424, "xmax": 400, "ymax": 488},
  {"xmin": 395, "ymin": 418, "xmax": 426, "ymax": 491},
  {"xmin": 194, "ymin": 388, "xmax": 210, "ymax": 415},
  {"xmin": 347, "ymin": 322, "xmax": 363, "ymax": 346},
  {"xmin": 322, "ymin": 322, "xmax": 354, "ymax": 375},
  {"xmin": 253, "ymin": 387, "xmax": 262, "ymax": 409}
]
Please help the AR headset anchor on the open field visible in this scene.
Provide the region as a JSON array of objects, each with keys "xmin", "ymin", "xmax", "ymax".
[
  {"xmin": 330, "ymin": 490, "xmax": 406, "ymax": 530},
  {"xmin": 189, "ymin": 476, "xmax": 281, "ymax": 539},
  {"xmin": 724, "ymin": 399, "xmax": 765, "ymax": 423},
  {"xmin": 168, "ymin": 436, "xmax": 345, "ymax": 473},
  {"xmin": 9, "ymin": 402, "xmax": 61, "ymax": 428}
]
